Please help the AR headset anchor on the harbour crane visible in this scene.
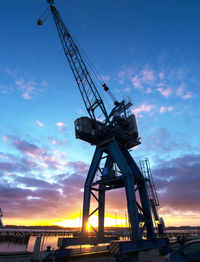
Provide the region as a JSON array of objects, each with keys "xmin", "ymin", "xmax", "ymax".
[{"xmin": 38, "ymin": 0, "xmax": 168, "ymax": 256}]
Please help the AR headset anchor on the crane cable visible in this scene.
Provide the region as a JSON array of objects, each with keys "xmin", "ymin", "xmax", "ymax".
[
  {"xmin": 38, "ymin": 5, "xmax": 119, "ymax": 109},
  {"xmin": 62, "ymin": 21, "xmax": 119, "ymax": 107},
  {"xmin": 64, "ymin": 25, "xmax": 113, "ymax": 110},
  {"xmin": 37, "ymin": 6, "xmax": 50, "ymax": 25}
]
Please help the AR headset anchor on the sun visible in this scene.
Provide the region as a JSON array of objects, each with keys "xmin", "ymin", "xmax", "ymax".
[{"xmin": 86, "ymin": 222, "xmax": 91, "ymax": 231}]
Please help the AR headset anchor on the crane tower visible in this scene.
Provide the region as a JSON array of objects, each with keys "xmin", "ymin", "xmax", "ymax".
[{"xmin": 38, "ymin": 0, "xmax": 168, "ymax": 255}]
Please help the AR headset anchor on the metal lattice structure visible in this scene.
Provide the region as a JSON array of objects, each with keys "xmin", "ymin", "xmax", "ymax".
[
  {"xmin": 50, "ymin": 5, "xmax": 108, "ymax": 123},
  {"xmin": 38, "ymin": 0, "xmax": 169, "ymax": 254}
]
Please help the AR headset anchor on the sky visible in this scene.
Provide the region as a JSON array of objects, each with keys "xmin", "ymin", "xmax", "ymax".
[{"xmin": 0, "ymin": 0, "xmax": 200, "ymax": 227}]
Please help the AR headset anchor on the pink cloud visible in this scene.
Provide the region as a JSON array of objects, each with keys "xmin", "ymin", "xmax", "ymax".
[
  {"xmin": 56, "ymin": 122, "xmax": 66, "ymax": 132},
  {"xmin": 158, "ymin": 72, "xmax": 164, "ymax": 80},
  {"xmin": 157, "ymin": 87, "xmax": 172, "ymax": 98},
  {"xmin": 176, "ymin": 83, "xmax": 192, "ymax": 99},
  {"xmin": 15, "ymin": 78, "xmax": 24, "ymax": 86},
  {"xmin": 15, "ymin": 79, "xmax": 36, "ymax": 100},
  {"xmin": 9, "ymin": 137, "xmax": 68, "ymax": 170},
  {"xmin": 22, "ymin": 93, "xmax": 32, "ymax": 100},
  {"xmin": 51, "ymin": 140, "xmax": 57, "ymax": 145},
  {"xmin": 56, "ymin": 122, "xmax": 65, "ymax": 127},
  {"xmin": 5, "ymin": 70, "xmax": 45, "ymax": 100},
  {"xmin": 118, "ymin": 67, "xmax": 134, "ymax": 80},
  {"xmin": 9, "ymin": 137, "xmax": 45, "ymax": 159},
  {"xmin": 3, "ymin": 135, "xmax": 8, "ymax": 142},
  {"xmin": 183, "ymin": 92, "xmax": 192, "ymax": 99},
  {"xmin": 160, "ymin": 106, "xmax": 174, "ymax": 113},
  {"xmin": 36, "ymin": 120, "xmax": 44, "ymax": 127},
  {"xmin": 176, "ymin": 83, "xmax": 184, "ymax": 96},
  {"xmin": 133, "ymin": 103, "xmax": 155, "ymax": 116},
  {"xmin": 153, "ymin": 154, "xmax": 200, "ymax": 218},
  {"xmin": 101, "ymin": 75, "xmax": 111, "ymax": 82},
  {"xmin": 131, "ymin": 75, "xmax": 143, "ymax": 89},
  {"xmin": 146, "ymin": 88, "xmax": 152, "ymax": 93},
  {"xmin": 142, "ymin": 69, "xmax": 155, "ymax": 82}
]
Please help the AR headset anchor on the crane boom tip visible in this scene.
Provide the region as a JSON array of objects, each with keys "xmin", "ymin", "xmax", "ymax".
[{"xmin": 47, "ymin": 0, "xmax": 54, "ymax": 5}]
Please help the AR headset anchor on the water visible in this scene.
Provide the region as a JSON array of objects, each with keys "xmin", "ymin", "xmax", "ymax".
[
  {"xmin": 0, "ymin": 236, "xmax": 59, "ymax": 253},
  {"xmin": 0, "ymin": 229, "xmax": 199, "ymax": 253}
]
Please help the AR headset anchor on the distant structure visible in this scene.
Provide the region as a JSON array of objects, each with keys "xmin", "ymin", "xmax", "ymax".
[
  {"xmin": 37, "ymin": 0, "xmax": 168, "ymax": 257},
  {"xmin": 0, "ymin": 208, "xmax": 3, "ymax": 228}
]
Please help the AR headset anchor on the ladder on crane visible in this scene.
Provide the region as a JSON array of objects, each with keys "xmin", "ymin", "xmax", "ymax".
[{"xmin": 140, "ymin": 158, "xmax": 160, "ymax": 221}]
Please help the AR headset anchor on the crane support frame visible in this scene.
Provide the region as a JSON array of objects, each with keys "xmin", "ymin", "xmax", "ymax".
[
  {"xmin": 81, "ymin": 139, "xmax": 156, "ymax": 241},
  {"xmin": 41, "ymin": 1, "xmax": 169, "ymax": 254}
]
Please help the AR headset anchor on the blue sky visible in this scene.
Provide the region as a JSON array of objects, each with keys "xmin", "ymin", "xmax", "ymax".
[{"xmin": 0, "ymin": 0, "xmax": 200, "ymax": 226}]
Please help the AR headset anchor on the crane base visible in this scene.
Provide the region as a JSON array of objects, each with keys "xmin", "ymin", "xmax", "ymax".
[
  {"xmin": 109, "ymin": 237, "xmax": 169, "ymax": 255},
  {"xmin": 58, "ymin": 236, "xmax": 118, "ymax": 248}
]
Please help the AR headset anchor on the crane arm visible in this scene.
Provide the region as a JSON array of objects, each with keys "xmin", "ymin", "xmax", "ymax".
[{"xmin": 48, "ymin": 4, "xmax": 109, "ymax": 123}]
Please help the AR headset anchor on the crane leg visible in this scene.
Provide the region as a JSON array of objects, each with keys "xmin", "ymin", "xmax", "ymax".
[
  {"xmin": 107, "ymin": 141, "xmax": 140, "ymax": 241},
  {"xmin": 81, "ymin": 147, "xmax": 103, "ymax": 236},
  {"xmin": 98, "ymin": 183, "xmax": 105, "ymax": 238}
]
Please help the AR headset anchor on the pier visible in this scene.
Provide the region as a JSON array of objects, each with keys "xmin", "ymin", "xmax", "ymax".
[{"xmin": 0, "ymin": 227, "xmax": 199, "ymax": 245}]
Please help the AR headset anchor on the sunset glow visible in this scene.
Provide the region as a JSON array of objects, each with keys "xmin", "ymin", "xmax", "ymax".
[{"xmin": 0, "ymin": 0, "xmax": 199, "ymax": 228}]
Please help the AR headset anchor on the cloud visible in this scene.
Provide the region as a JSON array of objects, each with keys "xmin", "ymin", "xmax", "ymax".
[
  {"xmin": 56, "ymin": 122, "xmax": 66, "ymax": 132},
  {"xmin": 176, "ymin": 83, "xmax": 192, "ymax": 99},
  {"xmin": 132, "ymin": 103, "xmax": 155, "ymax": 116},
  {"xmin": 130, "ymin": 69, "xmax": 156, "ymax": 90},
  {"xmin": 183, "ymin": 92, "xmax": 192, "ymax": 99},
  {"xmin": 67, "ymin": 161, "xmax": 89, "ymax": 175},
  {"xmin": 50, "ymin": 139, "xmax": 66, "ymax": 146},
  {"xmin": 51, "ymin": 140, "xmax": 57, "ymax": 145},
  {"xmin": 101, "ymin": 75, "xmax": 111, "ymax": 82},
  {"xmin": 15, "ymin": 79, "xmax": 36, "ymax": 100},
  {"xmin": 36, "ymin": 120, "xmax": 44, "ymax": 127},
  {"xmin": 5, "ymin": 68, "xmax": 46, "ymax": 99},
  {"xmin": 1, "ymin": 132, "xmax": 199, "ymax": 226},
  {"xmin": 131, "ymin": 75, "xmax": 143, "ymax": 89},
  {"xmin": 142, "ymin": 69, "xmax": 155, "ymax": 82},
  {"xmin": 146, "ymin": 88, "xmax": 152, "ymax": 93},
  {"xmin": 158, "ymin": 72, "xmax": 164, "ymax": 80},
  {"xmin": 118, "ymin": 67, "xmax": 134, "ymax": 80},
  {"xmin": 11, "ymin": 137, "xmax": 45, "ymax": 159},
  {"xmin": 157, "ymin": 87, "xmax": 172, "ymax": 98},
  {"xmin": 142, "ymin": 128, "xmax": 179, "ymax": 155},
  {"xmin": 153, "ymin": 154, "xmax": 200, "ymax": 213},
  {"xmin": 176, "ymin": 83, "xmax": 184, "ymax": 96},
  {"xmin": 159, "ymin": 106, "xmax": 173, "ymax": 113},
  {"xmin": 0, "ymin": 162, "xmax": 87, "ymax": 221},
  {"xmin": 0, "ymin": 137, "xmax": 90, "ymax": 222},
  {"xmin": 2, "ymin": 136, "xmax": 8, "ymax": 142},
  {"xmin": 0, "ymin": 152, "xmax": 41, "ymax": 174},
  {"xmin": 0, "ymin": 84, "xmax": 14, "ymax": 94},
  {"xmin": 5, "ymin": 136, "xmax": 67, "ymax": 170}
]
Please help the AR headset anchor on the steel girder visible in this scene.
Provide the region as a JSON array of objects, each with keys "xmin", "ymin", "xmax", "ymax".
[{"xmin": 81, "ymin": 139, "xmax": 155, "ymax": 242}]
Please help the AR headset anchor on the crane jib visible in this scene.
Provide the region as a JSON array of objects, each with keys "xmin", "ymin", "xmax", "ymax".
[{"xmin": 50, "ymin": 5, "xmax": 109, "ymax": 123}]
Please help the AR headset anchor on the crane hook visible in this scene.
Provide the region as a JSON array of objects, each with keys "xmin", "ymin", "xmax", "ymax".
[
  {"xmin": 37, "ymin": 19, "xmax": 43, "ymax": 26},
  {"xmin": 37, "ymin": 6, "xmax": 50, "ymax": 26}
]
